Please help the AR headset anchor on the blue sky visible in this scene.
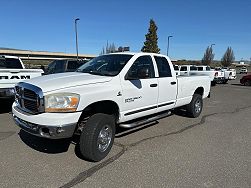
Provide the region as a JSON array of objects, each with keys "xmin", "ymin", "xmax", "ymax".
[{"xmin": 0, "ymin": 0, "xmax": 250, "ymax": 60}]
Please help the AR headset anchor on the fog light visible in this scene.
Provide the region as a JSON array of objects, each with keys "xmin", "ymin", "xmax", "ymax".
[{"xmin": 56, "ymin": 127, "xmax": 64, "ymax": 134}]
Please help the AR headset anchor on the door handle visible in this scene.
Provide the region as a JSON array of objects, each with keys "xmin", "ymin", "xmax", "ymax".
[
  {"xmin": 171, "ymin": 82, "xmax": 176, "ymax": 85},
  {"xmin": 150, "ymin": 84, "xmax": 158, "ymax": 87}
]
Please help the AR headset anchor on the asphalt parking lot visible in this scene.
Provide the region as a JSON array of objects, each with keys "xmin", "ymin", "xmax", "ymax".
[{"xmin": 0, "ymin": 74, "xmax": 250, "ymax": 188}]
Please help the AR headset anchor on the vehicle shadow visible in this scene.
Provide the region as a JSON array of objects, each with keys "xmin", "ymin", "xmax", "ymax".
[
  {"xmin": 0, "ymin": 99, "xmax": 14, "ymax": 114},
  {"xmin": 18, "ymin": 109, "xmax": 193, "ymax": 159},
  {"xmin": 172, "ymin": 108, "xmax": 192, "ymax": 118},
  {"xmin": 19, "ymin": 130, "xmax": 71, "ymax": 154}
]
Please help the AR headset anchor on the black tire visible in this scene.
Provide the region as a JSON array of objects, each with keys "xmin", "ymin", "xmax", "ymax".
[
  {"xmin": 244, "ymin": 80, "xmax": 251, "ymax": 86},
  {"xmin": 79, "ymin": 113, "xmax": 115, "ymax": 162},
  {"xmin": 186, "ymin": 94, "xmax": 203, "ymax": 118},
  {"xmin": 211, "ymin": 81, "xmax": 216, "ymax": 86},
  {"xmin": 223, "ymin": 79, "xmax": 228, "ymax": 84}
]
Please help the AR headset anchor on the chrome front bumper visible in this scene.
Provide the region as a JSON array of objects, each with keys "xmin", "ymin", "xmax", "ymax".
[
  {"xmin": 12, "ymin": 102, "xmax": 81, "ymax": 139},
  {"xmin": 13, "ymin": 114, "xmax": 76, "ymax": 139}
]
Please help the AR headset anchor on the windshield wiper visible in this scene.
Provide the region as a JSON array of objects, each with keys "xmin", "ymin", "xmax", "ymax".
[
  {"xmin": 77, "ymin": 69, "xmax": 112, "ymax": 76},
  {"xmin": 88, "ymin": 71, "xmax": 111, "ymax": 76}
]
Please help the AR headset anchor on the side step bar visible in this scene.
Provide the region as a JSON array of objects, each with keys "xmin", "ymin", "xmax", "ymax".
[{"xmin": 119, "ymin": 111, "xmax": 172, "ymax": 128}]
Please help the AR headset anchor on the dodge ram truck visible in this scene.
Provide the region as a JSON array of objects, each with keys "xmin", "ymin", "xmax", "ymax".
[
  {"xmin": 12, "ymin": 52, "xmax": 211, "ymax": 162},
  {"xmin": 0, "ymin": 55, "xmax": 43, "ymax": 99}
]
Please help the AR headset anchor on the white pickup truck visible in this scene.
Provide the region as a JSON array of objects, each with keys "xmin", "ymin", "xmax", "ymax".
[
  {"xmin": 221, "ymin": 67, "xmax": 236, "ymax": 81},
  {"xmin": 214, "ymin": 67, "xmax": 236, "ymax": 84},
  {"xmin": 12, "ymin": 52, "xmax": 211, "ymax": 161},
  {"xmin": 0, "ymin": 55, "xmax": 43, "ymax": 99}
]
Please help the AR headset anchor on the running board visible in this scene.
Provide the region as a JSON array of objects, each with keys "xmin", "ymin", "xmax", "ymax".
[{"xmin": 119, "ymin": 111, "xmax": 172, "ymax": 128}]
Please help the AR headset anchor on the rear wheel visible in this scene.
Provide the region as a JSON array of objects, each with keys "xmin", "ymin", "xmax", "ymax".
[
  {"xmin": 186, "ymin": 94, "xmax": 203, "ymax": 118},
  {"xmin": 79, "ymin": 113, "xmax": 115, "ymax": 162}
]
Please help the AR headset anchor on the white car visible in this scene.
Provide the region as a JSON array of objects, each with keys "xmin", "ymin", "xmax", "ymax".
[{"xmin": 12, "ymin": 52, "xmax": 211, "ymax": 161}]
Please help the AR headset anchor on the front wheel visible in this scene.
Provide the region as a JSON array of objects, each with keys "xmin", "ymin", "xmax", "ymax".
[
  {"xmin": 79, "ymin": 113, "xmax": 115, "ymax": 162},
  {"xmin": 186, "ymin": 94, "xmax": 203, "ymax": 118}
]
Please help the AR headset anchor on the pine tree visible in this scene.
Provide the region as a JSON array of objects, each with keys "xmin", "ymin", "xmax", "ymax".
[
  {"xmin": 221, "ymin": 47, "xmax": 235, "ymax": 67},
  {"xmin": 141, "ymin": 19, "xmax": 160, "ymax": 53}
]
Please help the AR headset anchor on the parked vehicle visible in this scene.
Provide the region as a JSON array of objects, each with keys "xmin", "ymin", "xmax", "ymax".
[
  {"xmin": 240, "ymin": 67, "xmax": 248, "ymax": 74},
  {"xmin": 173, "ymin": 65, "xmax": 180, "ymax": 76},
  {"xmin": 0, "ymin": 55, "xmax": 43, "ymax": 99},
  {"xmin": 12, "ymin": 52, "xmax": 211, "ymax": 162},
  {"xmin": 221, "ymin": 67, "xmax": 237, "ymax": 81},
  {"xmin": 214, "ymin": 67, "xmax": 226, "ymax": 84},
  {"xmin": 45, "ymin": 59, "xmax": 88, "ymax": 75},
  {"xmin": 240, "ymin": 74, "xmax": 251, "ymax": 86}
]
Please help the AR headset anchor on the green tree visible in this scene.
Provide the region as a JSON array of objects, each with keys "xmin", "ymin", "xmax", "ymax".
[
  {"xmin": 221, "ymin": 47, "xmax": 235, "ymax": 67},
  {"xmin": 141, "ymin": 19, "xmax": 160, "ymax": 53},
  {"xmin": 202, "ymin": 46, "xmax": 214, "ymax": 66}
]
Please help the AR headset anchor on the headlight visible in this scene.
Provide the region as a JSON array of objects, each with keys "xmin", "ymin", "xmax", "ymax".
[{"xmin": 45, "ymin": 93, "xmax": 80, "ymax": 112}]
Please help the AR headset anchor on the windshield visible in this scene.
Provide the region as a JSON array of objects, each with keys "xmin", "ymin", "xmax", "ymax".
[{"xmin": 76, "ymin": 54, "xmax": 133, "ymax": 76}]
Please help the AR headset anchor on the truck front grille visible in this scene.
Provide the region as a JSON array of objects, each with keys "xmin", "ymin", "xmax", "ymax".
[{"xmin": 15, "ymin": 83, "xmax": 44, "ymax": 114}]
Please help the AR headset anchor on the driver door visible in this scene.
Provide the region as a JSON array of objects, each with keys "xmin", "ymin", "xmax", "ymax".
[{"xmin": 120, "ymin": 55, "xmax": 158, "ymax": 122}]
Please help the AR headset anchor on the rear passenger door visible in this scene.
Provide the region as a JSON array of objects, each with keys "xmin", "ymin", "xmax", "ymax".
[{"xmin": 154, "ymin": 56, "xmax": 177, "ymax": 112}]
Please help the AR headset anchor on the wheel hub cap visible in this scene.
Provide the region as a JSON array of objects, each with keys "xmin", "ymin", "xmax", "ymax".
[
  {"xmin": 97, "ymin": 125, "xmax": 112, "ymax": 152},
  {"xmin": 195, "ymin": 100, "xmax": 201, "ymax": 113}
]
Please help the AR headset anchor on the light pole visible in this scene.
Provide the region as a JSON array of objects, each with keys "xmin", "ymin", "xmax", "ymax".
[
  {"xmin": 75, "ymin": 18, "xmax": 80, "ymax": 61},
  {"xmin": 210, "ymin": 44, "xmax": 215, "ymax": 65},
  {"xmin": 167, "ymin": 35, "xmax": 173, "ymax": 56}
]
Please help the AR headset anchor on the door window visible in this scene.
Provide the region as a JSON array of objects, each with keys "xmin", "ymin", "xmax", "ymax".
[
  {"xmin": 154, "ymin": 56, "xmax": 172, "ymax": 77},
  {"xmin": 180, "ymin": 66, "xmax": 187, "ymax": 71},
  {"xmin": 126, "ymin": 56, "xmax": 155, "ymax": 79}
]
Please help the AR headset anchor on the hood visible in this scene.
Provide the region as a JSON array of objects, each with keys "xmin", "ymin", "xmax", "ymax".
[{"xmin": 24, "ymin": 72, "xmax": 113, "ymax": 93}]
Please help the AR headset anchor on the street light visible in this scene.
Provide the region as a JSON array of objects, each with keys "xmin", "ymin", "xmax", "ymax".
[
  {"xmin": 75, "ymin": 18, "xmax": 80, "ymax": 61},
  {"xmin": 210, "ymin": 43, "xmax": 215, "ymax": 49},
  {"xmin": 167, "ymin": 35, "xmax": 173, "ymax": 56}
]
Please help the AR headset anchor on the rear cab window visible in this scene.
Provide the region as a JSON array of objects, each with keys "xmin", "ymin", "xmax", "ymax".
[
  {"xmin": 180, "ymin": 66, "xmax": 187, "ymax": 71},
  {"xmin": 190, "ymin": 66, "xmax": 197, "ymax": 71},
  {"xmin": 197, "ymin": 67, "xmax": 203, "ymax": 71}
]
